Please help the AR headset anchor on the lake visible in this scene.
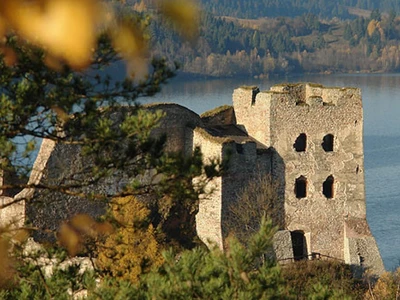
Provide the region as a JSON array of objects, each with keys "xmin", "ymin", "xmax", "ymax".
[{"xmin": 141, "ymin": 72, "xmax": 400, "ymax": 271}]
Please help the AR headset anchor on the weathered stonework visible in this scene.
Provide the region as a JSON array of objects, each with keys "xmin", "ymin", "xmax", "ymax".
[
  {"xmin": 230, "ymin": 83, "xmax": 384, "ymax": 275},
  {"xmin": 0, "ymin": 83, "xmax": 384, "ymax": 276}
]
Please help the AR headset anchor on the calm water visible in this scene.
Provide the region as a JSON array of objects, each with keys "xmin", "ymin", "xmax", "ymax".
[{"xmin": 141, "ymin": 73, "xmax": 400, "ymax": 271}]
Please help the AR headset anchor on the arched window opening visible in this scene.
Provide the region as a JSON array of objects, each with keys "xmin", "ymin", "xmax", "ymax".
[
  {"xmin": 322, "ymin": 134, "xmax": 334, "ymax": 152},
  {"xmin": 295, "ymin": 176, "xmax": 307, "ymax": 198},
  {"xmin": 291, "ymin": 231, "xmax": 308, "ymax": 261},
  {"xmin": 294, "ymin": 133, "xmax": 307, "ymax": 152},
  {"xmin": 323, "ymin": 175, "xmax": 334, "ymax": 198}
]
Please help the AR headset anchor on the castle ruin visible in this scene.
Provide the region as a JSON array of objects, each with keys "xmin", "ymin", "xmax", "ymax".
[{"xmin": 0, "ymin": 83, "xmax": 385, "ymax": 275}]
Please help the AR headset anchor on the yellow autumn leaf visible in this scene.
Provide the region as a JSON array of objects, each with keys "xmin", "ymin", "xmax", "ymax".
[
  {"xmin": 12, "ymin": 229, "xmax": 30, "ymax": 243},
  {"xmin": 0, "ymin": 16, "xmax": 6, "ymax": 38},
  {"xmin": 94, "ymin": 222, "xmax": 114, "ymax": 235},
  {"xmin": 51, "ymin": 105, "xmax": 70, "ymax": 124},
  {"xmin": 111, "ymin": 22, "xmax": 150, "ymax": 79},
  {"xmin": 112, "ymin": 23, "xmax": 147, "ymax": 58},
  {"xmin": 71, "ymin": 214, "xmax": 96, "ymax": 229},
  {"xmin": 0, "ymin": 236, "xmax": 14, "ymax": 287},
  {"xmin": 0, "ymin": 0, "xmax": 101, "ymax": 69},
  {"xmin": 159, "ymin": 0, "xmax": 200, "ymax": 41},
  {"xmin": 71, "ymin": 214, "xmax": 114, "ymax": 237},
  {"xmin": 58, "ymin": 223, "xmax": 81, "ymax": 256},
  {"xmin": 127, "ymin": 57, "xmax": 149, "ymax": 81},
  {"xmin": 0, "ymin": 0, "xmax": 201, "ymax": 73},
  {"xmin": 113, "ymin": 24, "xmax": 148, "ymax": 76},
  {"xmin": 44, "ymin": 54, "xmax": 64, "ymax": 71}
]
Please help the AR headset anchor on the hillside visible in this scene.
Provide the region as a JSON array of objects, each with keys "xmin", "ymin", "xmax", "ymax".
[
  {"xmin": 199, "ymin": 0, "xmax": 400, "ymax": 19},
  {"xmin": 123, "ymin": 1, "xmax": 400, "ymax": 77}
]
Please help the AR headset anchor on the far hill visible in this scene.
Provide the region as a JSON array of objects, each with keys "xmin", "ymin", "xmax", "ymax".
[
  {"xmin": 123, "ymin": 1, "xmax": 400, "ymax": 78},
  {"xmin": 199, "ymin": 0, "xmax": 400, "ymax": 20},
  {"xmin": 126, "ymin": 0, "xmax": 400, "ymax": 20}
]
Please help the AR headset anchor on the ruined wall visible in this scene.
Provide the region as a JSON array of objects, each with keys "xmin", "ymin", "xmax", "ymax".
[
  {"xmin": 219, "ymin": 141, "xmax": 273, "ymax": 239},
  {"xmin": 193, "ymin": 128, "xmax": 273, "ymax": 249},
  {"xmin": 193, "ymin": 128, "xmax": 225, "ymax": 249},
  {"xmin": 344, "ymin": 219, "xmax": 385, "ymax": 275},
  {"xmin": 195, "ymin": 105, "xmax": 275, "ymax": 247},
  {"xmin": 0, "ymin": 196, "xmax": 24, "ymax": 228},
  {"xmin": 233, "ymin": 83, "xmax": 384, "ymax": 274},
  {"xmin": 26, "ymin": 142, "xmax": 109, "ymax": 241},
  {"xmin": 200, "ymin": 105, "xmax": 236, "ymax": 127},
  {"xmin": 145, "ymin": 103, "xmax": 202, "ymax": 155},
  {"xmin": 232, "ymin": 86, "xmax": 271, "ymax": 146},
  {"xmin": 266, "ymin": 83, "xmax": 365, "ymax": 259},
  {"xmin": 24, "ymin": 104, "xmax": 203, "ymax": 241},
  {"xmin": 0, "ymin": 84, "xmax": 384, "ymax": 275}
]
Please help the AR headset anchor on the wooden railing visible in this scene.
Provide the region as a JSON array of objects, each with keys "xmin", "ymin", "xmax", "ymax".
[{"xmin": 278, "ymin": 252, "xmax": 345, "ymax": 263}]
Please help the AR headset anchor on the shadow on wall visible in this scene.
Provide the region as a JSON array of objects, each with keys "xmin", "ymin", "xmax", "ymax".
[
  {"xmin": 270, "ymin": 147, "xmax": 286, "ymax": 230},
  {"xmin": 221, "ymin": 147, "xmax": 286, "ymax": 246}
]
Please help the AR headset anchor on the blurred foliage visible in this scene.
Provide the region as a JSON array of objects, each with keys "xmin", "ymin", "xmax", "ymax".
[
  {"xmin": 0, "ymin": 0, "xmax": 199, "ymax": 71},
  {"xmin": 58, "ymin": 214, "xmax": 113, "ymax": 257},
  {"xmin": 1, "ymin": 249, "xmax": 97, "ymax": 299}
]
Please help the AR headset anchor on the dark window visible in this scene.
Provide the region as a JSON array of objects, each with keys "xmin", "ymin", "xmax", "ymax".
[
  {"xmin": 359, "ymin": 255, "xmax": 365, "ymax": 266},
  {"xmin": 295, "ymin": 176, "xmax": 307, "ymax": 198},
  {"xmin": 296, "ymin": 99, "xmax": 308, "ymax": 106},
  {"xmin": 251, "ymin": 87, "xmax": 260, "ymax": 105},
  {"xmin": 236, "ymin": 143, "xmax": 244, "ymax": 154},
  {"xmin": 323, "ymin": 175, "xmax": 334, "ymax": 198},
  {"xmin": 291, "ymin": 231, "xmax": 307, "ymax": 261},
  {"xmin": 294, "ymin": 133, "xmax": 307, "ymax": 152},
  {"xmin": 322, "ymin": 134, "xmax": 334, "ymax": 152}
]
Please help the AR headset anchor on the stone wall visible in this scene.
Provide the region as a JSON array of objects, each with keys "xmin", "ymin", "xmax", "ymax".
[
  {"xmin": 145, "ymin": 103, "xmax": 202, "ymax": 155},
  {"xmin": 232, "ymin": 86, "xmax": 271, "ymax": 146},
  {"xmin": 0, "ymin": 83, "xmax": 384, "ymax": 275},
  {"xmin": 233, "ymin": 83, "xmax": 384, "ymax": 274},
  {"xmin": 200, "ymin": 105, "xmax": 236, "ymax": 127},
  {"xmin": 267, "ymin": 84, "xmax": 364, "ymax": 259},
  {"xmin": 219, "ymin": 141, "xmax": 272, "ymax": 239},
  {"xmin": 25, "ymin": 104, "xmax": 203, "ymax": 241},
  {"xmin": 193, "ymin": 128, "xmax": 225, "ymax": 249}
]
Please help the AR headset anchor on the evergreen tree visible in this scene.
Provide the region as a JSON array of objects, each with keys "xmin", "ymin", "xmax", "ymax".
[
  {"xmin": 370, "ymin": 8, "xmax": 382, "ymax": 21},
  {"xmin": 344, "ymin": 23, "xmax": 353, "ymax": 40}
]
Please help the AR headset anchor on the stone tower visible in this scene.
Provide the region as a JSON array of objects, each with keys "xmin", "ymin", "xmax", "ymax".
[{"xmin": 231, "ymin": 83, "xmax": 384, "ymax": 275}]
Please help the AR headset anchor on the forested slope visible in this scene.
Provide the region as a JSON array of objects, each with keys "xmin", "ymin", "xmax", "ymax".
[
  {"xmin": 200, "ymin": 0, "xmax": 400, "ymax": 19},
  {"xmin": 125, "ymin": 0, "xmax": 400, "ymax": 77}
]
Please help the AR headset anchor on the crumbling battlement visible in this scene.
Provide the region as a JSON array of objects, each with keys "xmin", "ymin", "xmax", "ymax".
[
  {"xmin": 193, "ymin": 125, "xmax": 271, "ymax": 249},
  {"xmin": 0, "ymin": 83, "xmax": 385, "ymax": 276},
  {"xmin": 231, "ymin": 83, "xmax": 383, "ymax": 275},
  {"xmin": 270, "ymin": 82, "xmax": 361, "ymax": 107},
  {"xmin": 233, "ymin": 83, "xmax": 362, "ymax": 147}
]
